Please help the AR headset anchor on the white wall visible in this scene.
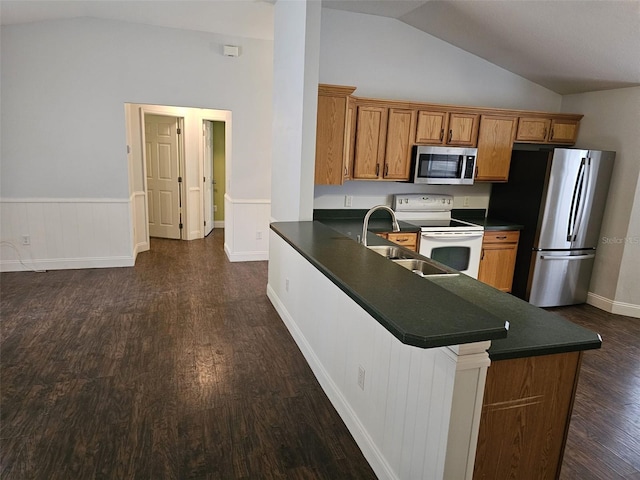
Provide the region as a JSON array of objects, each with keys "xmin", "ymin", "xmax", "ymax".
[
  {"xmin": 314, "ymin": 8, "xmax": 562, "ymax": 211},
  {"xmin": 0, "ymin": 16, "xmax": 273, "ymax": 269},
  {"xmin": 561, "ymin": 87, "xmax": 640, "ymax": 316}
]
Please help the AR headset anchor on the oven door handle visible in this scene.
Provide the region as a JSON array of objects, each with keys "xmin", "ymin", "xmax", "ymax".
[{"xmin": 421, "ymin": 232, "xmax": 484, "ymax": 239}]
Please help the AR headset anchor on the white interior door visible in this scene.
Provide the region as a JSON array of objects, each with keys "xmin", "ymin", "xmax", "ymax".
[
  {"xmin": 145, "ymin": 114, "xmax": 181, "ymax": 239},
  {"xmin": 203, "ymin": 121, "xmax": 214, "ymax": 237}
]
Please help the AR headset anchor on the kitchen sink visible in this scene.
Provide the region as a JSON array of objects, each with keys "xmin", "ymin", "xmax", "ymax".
[
  {"xmin": 366, "ymin": 245, "xmax": 417, "ymax": 260},
  {"xmin": 367, "ymin": 244, "xmax": 458, "ymax": 277},
  {"xmin": 392, "ymin": 258, "xmax": 459, "ymax": 277}
]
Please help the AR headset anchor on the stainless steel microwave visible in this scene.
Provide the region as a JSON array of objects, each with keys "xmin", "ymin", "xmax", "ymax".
[{"xmin": 412, "ymin": 146, "xmax": 477, "ymax": 185}]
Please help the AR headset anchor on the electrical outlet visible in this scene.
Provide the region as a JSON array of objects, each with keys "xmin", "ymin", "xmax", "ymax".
[
  {"xmin": 213, "ymin": 205, "xmax": 217, "ymax": 212},
  {"xmin": 357, "ymin": 365, "xmax": 365, "ymax": 390},
  {"xmin": 256, "ymin": 231, "xmax": 262, "ymax": 240},
  {"xmin": 463, "ymin": 196, "xmax": 470, "ymax": 207},
  {"xmin": 285, "ymin": 278, "xmax": 290, "ymax": 292},
  {"xmin": 21, "ymin": 235, "xmax": 31, "ymax": 246},
  {"xmin": 345, "ymin": 195, "xmax": 353, "ymax": 207}
]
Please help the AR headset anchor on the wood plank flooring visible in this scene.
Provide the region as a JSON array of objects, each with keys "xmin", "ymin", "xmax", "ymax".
[
  {"xmin": 550, "ymin": 304, "xmax": 640, "ymax": 480},
  {"xmin": 0, "ymin": 232, "xmax": 377, "ymax": 479},
  {"xmin": 1, "ymin": 232, "xmax": 638, "ymax": 479}
]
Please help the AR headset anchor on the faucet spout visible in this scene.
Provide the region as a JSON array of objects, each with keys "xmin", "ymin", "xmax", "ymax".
[{"xmin": 361, "ymin": 205, "xmax": 400, "ymax": 246}]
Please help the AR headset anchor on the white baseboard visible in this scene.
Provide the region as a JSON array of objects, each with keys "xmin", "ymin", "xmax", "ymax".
[
  {"xmin": 213, "ymin": 221, "xmax": 225, "ymax": 229},
  {"xmin": 1, "ymin": 255, "xmax": 135, "ymax": 272},
  {"xmin": 223, "ymin": 244, "xmax": 268, "ymax": 262},
  {"xmin": 587, "ymin": 292, "xmax": 640, "ymax": 318},
  {"xmin": 266, "ymin": 284, "xmax": 397, "ymax": 480}
]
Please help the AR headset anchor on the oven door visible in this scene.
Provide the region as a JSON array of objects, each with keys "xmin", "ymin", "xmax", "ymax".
[{"xmin": 419, "ymin": 231, "xmax": 483, "ymax": 278}]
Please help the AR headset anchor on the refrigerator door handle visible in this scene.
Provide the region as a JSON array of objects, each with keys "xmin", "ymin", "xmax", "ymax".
[
  {"xmin": 540, "ymin": 253, "xmax": 596, "ymax": 261},
  {"xmin": 572, "ymin": 157, "xmax": 592, "ymax": 246},
  {"xmin": 567, "ymin": 158, "xmax": 587, "ymax": 242}
]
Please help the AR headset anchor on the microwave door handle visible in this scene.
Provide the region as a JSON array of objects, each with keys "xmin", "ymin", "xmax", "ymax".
[{"xmin": 457, "ymin": 155, "xmax": 464, "ymax": 178}]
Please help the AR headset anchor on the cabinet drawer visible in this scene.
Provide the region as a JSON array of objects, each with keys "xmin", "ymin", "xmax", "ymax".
[
  {"xmin": 386, "ymin": 232, "xmax": 419, "ymax": 251},
  {"xmin": 482, "ymin": 231, "xmax": 520, "ymax": 244}
]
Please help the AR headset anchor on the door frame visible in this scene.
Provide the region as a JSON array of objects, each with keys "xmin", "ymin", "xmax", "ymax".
[{"xmin": 126, "ymin": 103, "xmax": 232, "ymax": 253}]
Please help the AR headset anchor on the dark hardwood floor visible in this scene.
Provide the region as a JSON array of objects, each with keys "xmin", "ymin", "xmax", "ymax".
[
  {"xmin": 1, "ymin": 232, "xmax": 638, "ymax": 479},
  {"xmin": 550, "ymin": 304, "xmax": 640, "ymax": 480},
  {"xmin": 0, "ymin": 232, "xmax": 377, "ymax": 479}
]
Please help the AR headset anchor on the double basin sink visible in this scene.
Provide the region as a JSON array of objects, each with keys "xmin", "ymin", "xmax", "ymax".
[{"xmin": 367, "ymin": 245, "xmax": 459, "ymax": 278}]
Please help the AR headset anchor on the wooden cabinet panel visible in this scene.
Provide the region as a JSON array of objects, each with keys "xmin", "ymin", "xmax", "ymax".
[
  {"xmin": 475, "ymin": 115, "xmax": 518, "ymax": 182},
  {"xmin": 384, "ymin": 108, "xmax": 417, "ymax": 180},
  {"xmin": 415, "ymin": 110, "xmax": 448, "ymax": 143},
  {"xmin": 314, "ymin": 85, "xmax": 356, "ymax": 185},
  {"xmin": 515, "ymin": 117, "xmax": 551, "ymax": 142},
  {"xmin": 549, "ymin": 119, "xmax": 579, "ymax": 144},
  {"xmin": 478, "ymin": 230, "xmax": 519, "ymax": 292},
  {"xmin": 515, "ymin": 116, "xmax": 580, "ymax": 145},
  {"xmin": 474, "ymin": 352, "xmax": 582, "ymax": 480},
  {"xmin": 386, "ymin": 232, "xmax": 418, "ymax": 251},
  {"xmin": 448, "ymin": 113, "xmax": 480, "ymax": 146},
  {"xmin": 353, "ymin": 105, "xmax": 388, "ymax": 179},
  {"xmin": 344, "ymin": 97, "xmax": 356, "ymax": 181}
]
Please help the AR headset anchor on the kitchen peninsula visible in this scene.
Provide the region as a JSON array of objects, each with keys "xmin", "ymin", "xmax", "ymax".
[{"xmin": 267, "ymin": 220, "xmax": 601, "ymax": 480}]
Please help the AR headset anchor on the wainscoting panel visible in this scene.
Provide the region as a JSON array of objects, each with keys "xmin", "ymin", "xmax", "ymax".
[
  {"xmin": 223, "ymin": 194, "xmax": 270, "ymax": 262},
  {"xmin": 0, "ymin": 198, "xmax": 134, "ymax": 272}
]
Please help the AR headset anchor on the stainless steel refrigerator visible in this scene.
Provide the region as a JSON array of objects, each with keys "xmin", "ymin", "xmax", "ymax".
[{"xmin": 489, "ymin": 147, "xmax": 615, "ymax": 307}]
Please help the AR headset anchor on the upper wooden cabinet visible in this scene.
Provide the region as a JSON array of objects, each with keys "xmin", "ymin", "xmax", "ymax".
[
  {"xmin": 352, "ymin": 105, "xmax": 416, "ymax": 181},
  {"xmin": 314, "ymin": 85, "xmax": 357, "ymax": 185},
  {"xmin": 352, "ymin": 105, "xmax": 388, "ymax": 179},
  {"xmin": 384, "ymin": 108, "xmax": 417, "ymax": 180},
  {"xmin": 515, "ymin": 116, "xmax": 580, "ymax": 144},
  {"xmin": 416, "ymin": 110, "xmax": 480, "ymax": 146},
  {"xmin": 475, "ymin": 115, "xmax": 518, "ymax": 182}
]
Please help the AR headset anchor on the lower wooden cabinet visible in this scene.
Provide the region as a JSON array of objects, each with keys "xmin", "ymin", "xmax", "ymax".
[
  {"xmin": 474, "ymin": 351, "xmax": 582, "ymax": 480},
  {"xmin": 478, "ymin": 230, "xmax": 520, "ymax": 292},
  {"xmin": 376, "ymin": 232, "xmax": 419, "ymax": 252}
]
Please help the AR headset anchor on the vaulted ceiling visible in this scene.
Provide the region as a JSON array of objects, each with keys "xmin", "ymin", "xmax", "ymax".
[{"xmin": 2, "ymin": 0, "xmax": 638, "ymax": 95}]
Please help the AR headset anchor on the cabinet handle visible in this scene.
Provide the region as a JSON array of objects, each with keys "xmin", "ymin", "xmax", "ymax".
[
  {"xmin": 344, "ymin": 166, "xmax": 348, "ymax": 176},
  {"xmin": 550, "ymin": 127, "xmax": 554, "ymax": 139},
  {"xmin": 384, "ymin": 164, "xmax": 389, "ymax": 177},
  {"xmin": 448, "ymin": 129, "xmax": 453, "ymax": 143},
  {"xmin": 543, "ymin": 127, "xmax": 547, "ymax": 139},
  {"xmin": 440, "ymin": 129, "xmax": 444, "ymax": 141},
  {"xmin": 481, "ymin": 248, "xmax": 485, "ymax": 260},
  {"xmin": 496, "ymin": 235, "xmax": 507, "ymax": 240},
  {"xmin": 375, "ymin": 163, "xmax": 380, "ymax": 176},
  {"xmin": 475, "ymin": 165, "xmax": 478, "ymax": 179}
]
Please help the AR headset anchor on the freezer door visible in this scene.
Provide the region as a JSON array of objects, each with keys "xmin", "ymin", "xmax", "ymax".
[
  {"xmin": 528, "ymin": 250, "xmax": 596, "ymax": 307},
  {"xmin": 537, "ymin": 149, "xmax": 614, "ymax": 250}
]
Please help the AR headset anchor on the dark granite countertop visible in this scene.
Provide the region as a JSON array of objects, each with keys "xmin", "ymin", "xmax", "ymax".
[
  {"xmin": 271, "ymin": 220, "xmax": 601, "ymax": 361},
  {"xmin": 452, "ymin": 208, "xmax": 524, "ymax": 231}
]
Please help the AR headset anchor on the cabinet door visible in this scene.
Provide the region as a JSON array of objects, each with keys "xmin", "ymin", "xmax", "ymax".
[
  {"xmin": 515, "ymin": 117, "xmax": 551, "ymax": 142},
  {"xmin": 549, "ymin": 119, "xmax": 579, "ymax": 144},
  {"xmin": 315, "ymin": 94, "xmax": 348, "ymax": 185},
  {"xmin": 475, "ymin": 115, "xmax": 518, "ymax": 182},
  {"xmin": 353, "ymin": 105, "xmax": 388, "ymax": 179},
  {"xmin": 384, "ymin": 108, "xmax": 417, "ymax": 180},
  {"xmin": 447, "ymin": 113, "xmax": 480, "ymax": 146},
  {"xmin": 478, "ymin": 231, "xmax": 519, "ymax": 292},
  {"xmin": 344, "ymin": 97, "xmax": 356, "ymax": 180},
  {"xmin": 415, "ymin": 110, "xmax": 448, "ymax": 144}
]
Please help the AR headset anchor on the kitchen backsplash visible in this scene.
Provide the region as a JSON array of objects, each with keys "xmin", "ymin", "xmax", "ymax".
[{"xmin": 313, "ymin": 182, "xmax": 492, "ymax": 210}]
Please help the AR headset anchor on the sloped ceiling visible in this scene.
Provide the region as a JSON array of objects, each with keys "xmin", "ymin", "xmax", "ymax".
[
  {"xmin": 2, "ymin": 0, "xmax": 639, "ymax": 95},
  {"xmin": 323, "ymin": 0, "xmax": 640, "ymax": 94}
]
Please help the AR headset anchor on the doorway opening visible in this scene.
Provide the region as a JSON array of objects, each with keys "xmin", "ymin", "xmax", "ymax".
[{"xmin": 124, "ymin": 103, "xmax": 231, "ymax": 257}]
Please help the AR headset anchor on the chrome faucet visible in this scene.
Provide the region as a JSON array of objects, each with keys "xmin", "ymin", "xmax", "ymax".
[{"xmin": 361, "ymin": 205, "xmax": 400, "ymax": 246}]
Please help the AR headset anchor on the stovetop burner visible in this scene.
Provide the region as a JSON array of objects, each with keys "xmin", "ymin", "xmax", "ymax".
[{"xmin": 393, "ymin": 193, "xmax": 484, "ymax": 232}]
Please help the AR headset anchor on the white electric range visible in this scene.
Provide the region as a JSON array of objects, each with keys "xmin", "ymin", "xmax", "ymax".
[{"xmin": 392, "ymin": 194, "xmax": 484, "ymax": 278}]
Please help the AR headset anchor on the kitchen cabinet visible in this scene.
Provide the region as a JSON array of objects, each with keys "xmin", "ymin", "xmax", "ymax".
[
  {"xmin": 475, "ymin": 115, "xmax": 518, "ymax": 182},
  {"xmin": 416, "ymin": 110, "xmax": 480, "ymax": 146},
  {"xmin": 352, "ymin": 105, "xmax": 388, "ymax": 180},
  {"xmin": 478, "ymin": 230, "xmax": 519, "ymax": 292},
  {"xmin": 474, "ymin": 351, "xmax": 582, "ymax": 480},
  {"xmin": 515, "ymin": 116, "xmax": 580, "ymax": 144},
  {"xmin": 353, "ymin": 105, "xmax": 416, "ymax": 181},
  {"xmin": 314, "ymin": 84, "xmax": 357, "ymax": 185},
  {"xmin": 376, "ymin": 231, "xmax": 419, "ymax": 251}
]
